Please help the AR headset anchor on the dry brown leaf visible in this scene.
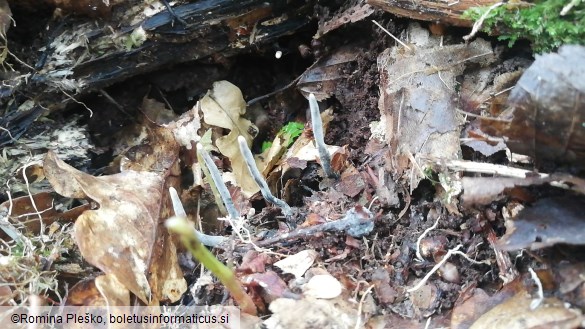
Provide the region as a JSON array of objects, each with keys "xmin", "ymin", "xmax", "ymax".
[
  {"xmin": 95, "ymin": 274, "xmax": 131, "ymax": 306},
  {"xmin": 141, "ymin": 96, "xmax": 176, "ymax": 125},
  {"xmin": 317, "ymin": 2, "xmax": 375, "ymax": 37},
  {"xmin": 200, "ymin": 81, "xmax": 259, "ymax": 196},
  {"xmin": 243, "ymin": 271, "xmax": 288, "ymax": 302},
  {"xmin": 0, "ymin": 192, "xmax": 90, "ymax": 241},
  {"xmin": 470, "ymin": 291, "xmax": 583, "ymax": 329},
  {"xmin": 44, "ymin": 151, "xmax": 163, "ymax": 304},
  {"xmin": 498, "ymin": 197, "xmax": 585, "ymax": 251},
  {"xmin": 239, "ymin": 251, "xmax": 272, "ymax": 274},
  {"xmin": 66, "ymin": 278, "xmax": 107, "ymax": 306},
  {"xmin": 117, "ymin": 122, "xmax": 186, "ymax": 304},
  {"xmin": 378, "ymin": 23, "xmax": 497, "ymax": 190},
  {"xmin": 481, "ymin": 45, "xmax": 585, "ymax": 165},
  {"xmin": 298, "ymin": 47, "xmax": 360, "ymax": 100}
]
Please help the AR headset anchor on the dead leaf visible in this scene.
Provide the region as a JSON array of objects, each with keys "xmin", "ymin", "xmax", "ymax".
[
  {"xmin": 481, "ymin": 45, "xmax": 585, "ymax": 165},
  {"xmin": 451, "ymin": 287, "xmax": 491, "ymax": 329},
  {"xmin": 371, "ymin": 267, "xmax": 397, "ymax": 305},
  {"xmin": 239, "ymin": 251, "xmax": 272, "ymax": 274},
  {"xmin": 274, "ymin": 250, "xmax": 318, "ymax": 279},
  {"xmin": 200, "ymin": 81, "xmax": 259, "ymax": 196},
  {"xmin": 0, "ymin": 285, "xmax": 11, "ymax": 306},
  {"xmin": 317, "ymin": 2, "xmax": 375, "ymax": 37},
  {"xmin": 378, "ymin": 23, "xmax": 496, "ymax": 190},
  {"xmin": 303, "ymin": 274, "xmax": 343, "ymax": 299},
  {"xmin": 44, "ymin": 151, "xmax": 163, "ymax": 304},
  {"xmin": 141, "ymin": 96, "xmax": 176, "ymax": 125},
  {"xmin": 0, "ymin": 192, "xmax": 90, "ymax": 241},
  {"xmin": 298, "ymin": 47, "xmax": 360, "ymax": 100},
  {"xmin": 336, "ymin": 165, "xmax": 366, "ymax": 197},
  {"xmin": 498, "ymin": 197, "xmax": 585, "ymax": 251},
  {"xmin": 66, "ymin": 278, "xmax": 107, "ymax": 306},
  {"xmin": 166, "ymin": 102, "xmax": 202, "ymax": 150},
  {"xmin": 95, "ymin": 274, "xmax": 131, "ymax": 306},
  {"xmin": 470, "ymin": 291, "xmax": 583, "ymax": 329},
  {"xmin": 243, "ymin": 271, "xmax": 288, "ymax": 302}
]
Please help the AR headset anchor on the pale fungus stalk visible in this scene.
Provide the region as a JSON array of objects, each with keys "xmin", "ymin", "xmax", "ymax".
[
  {"xmin": 308, "ymin": 93, "xmax": 337, "ymax": 178},
  {"xmin": 237, "ymin": 135, "xmax": 293, "ymax": 217},
  {"xmin": 169, "ymin": 187, "xmax": 227, "ymax": 248},
  {"xmin": 196, "ymin": 143, "xmax": 240, "ymax": 220}
]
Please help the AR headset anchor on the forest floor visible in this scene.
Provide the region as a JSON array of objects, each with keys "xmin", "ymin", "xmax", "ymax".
[{"xmin": 1, "ymin": 1, "xmax": 584, "ymax": 329}]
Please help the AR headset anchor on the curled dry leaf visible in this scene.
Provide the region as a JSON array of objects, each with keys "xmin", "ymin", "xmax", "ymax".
[
  {"xmin": 0, "ymin": 192, "xmax": 90, "ymax": 241},
  {"xmin": 243, "ymin": 271, "xmax": 288, "ymax": 301},
  {"xmin": 239, "ymin": 251, "xmax": 272, "ymax": 274},
  {"xmin": 482, "ymin": 45, "xmax": 585, "ymax": 165},
  {"xmin": 43, "ymin": 151, "xmax": 163, "ymax": 304},
  {"xmin": 298, "ymin": 46, "xmax": 361, "ymax": 100},
  {"xmin": 316, "ymin": 2, "xmax": 375, "ymax": 37},
  {"xmin": 166, "ymin": 102, "xmax": 201, "ymax": 150},
  {"xmin": 200, "ymin": 81, "xmax": 259, "ymax": 196}
]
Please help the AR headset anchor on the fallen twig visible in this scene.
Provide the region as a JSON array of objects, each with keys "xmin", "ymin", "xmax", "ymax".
[{"xmin": 252, "ymin": 205, "xmax": 374, "ymax": 248}]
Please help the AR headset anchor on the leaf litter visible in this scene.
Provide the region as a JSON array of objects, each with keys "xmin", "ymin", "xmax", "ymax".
[{"xmin": 2, "ymin": 5, "xmax": 585, "ymax": 329}]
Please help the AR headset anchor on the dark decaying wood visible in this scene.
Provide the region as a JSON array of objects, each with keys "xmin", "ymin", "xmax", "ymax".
[
  {"xmin": 0, "ymin": 0, "xmax": 314, "ymax": 145},
  {"xmin": 367, "ymin": 0, "xmax": 499, "ymax": 27}
]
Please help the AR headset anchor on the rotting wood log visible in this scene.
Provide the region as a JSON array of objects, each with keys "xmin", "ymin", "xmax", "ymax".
[
  {"xmin": 367, "ymin": 0, "xmax": 499, "ymax": 27},
  {"xmin": 0, "ymin": 0, "xmax": 314, "ymax": 145}
]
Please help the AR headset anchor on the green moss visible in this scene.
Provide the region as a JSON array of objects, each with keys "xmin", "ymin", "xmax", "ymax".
[
  {"xmin": 463, "ymin": 0, "xmax": 585, "ymax": 53},
  {"xmin": 261, "ymin": 121, "xmax": 304, "ymax": 152}
]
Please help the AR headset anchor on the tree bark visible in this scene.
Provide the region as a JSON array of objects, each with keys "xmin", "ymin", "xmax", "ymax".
[
  {"xmin": 367, "ymin": 0, "xmax": 499, "ymax": 27},
  {"xmin": 0, "ymin": 0, "xmax": 314, "ymax": 145}
]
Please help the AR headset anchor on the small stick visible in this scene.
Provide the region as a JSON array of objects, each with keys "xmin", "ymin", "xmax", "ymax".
[
  {"xmin": 308, "ymin": 93, "xmax": 337, "ymax": 178},
  {"xmin": 252, "ymin": 206, "xmax": 373, "ymax": 248},
  {"xmin": 196, "ymin": 143, "xmax": 240, "ymax": 220},
  {"xmin": 372, "ymin": 20, "xmax": 411, "ymax": 51},
  {"xmin": 463, "ymin": 2, "xmax": 504, "ymax": 42},
  {"xmin": 237, "ymin": 136, "xmax": 293, "ymax": 217},
  {"xmin": 407, "ymin": 245, "xmax": 462, "ymax": 293}
]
